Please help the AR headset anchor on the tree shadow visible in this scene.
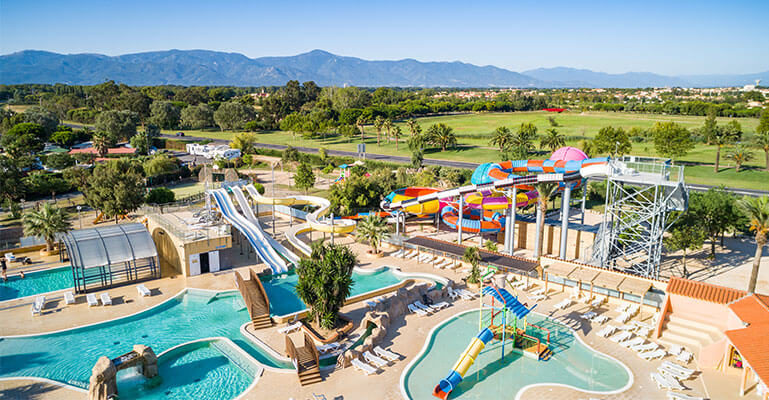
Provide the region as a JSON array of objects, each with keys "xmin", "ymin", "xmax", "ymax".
[{"xmin": 0, "ymin": 381, "xmax": 70, "ymax": 400}]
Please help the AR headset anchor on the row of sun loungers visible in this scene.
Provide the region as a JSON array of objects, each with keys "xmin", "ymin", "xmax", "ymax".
[
  {"xmin": 351, "ymin": 346, "xmax": 401, "ymax": 375},
  {"xmin": 31, "ymin": 283, "xmax": 156, "ymax": 315},
  {"xmin": 553, "ymin": 298, "xmax": 573, "ymax": 310},
  {"xmin": 667, "ymin": 392, "xmax": 704, "ymax": 400},
  {"xmin": 408, "ymin": 300, "xmax": 451, "ymax": 317},
  {"xmin": 651, "ymin": 371, "xmax": 686, "ymax": 390}
]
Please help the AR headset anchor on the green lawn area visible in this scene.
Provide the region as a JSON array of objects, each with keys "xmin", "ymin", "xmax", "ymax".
[
  {"xmin": 164, "ymin": 111, "xmax": 768, "ymax": 190},
  {"xmin": 166, "ymin": 181, "xmax": 206, "ymax": 198}
]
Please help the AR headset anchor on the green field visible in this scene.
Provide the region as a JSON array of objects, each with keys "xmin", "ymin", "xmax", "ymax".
[{"xmin": 165, "ymin": 110, "xmax": 765, "ymax": 191}]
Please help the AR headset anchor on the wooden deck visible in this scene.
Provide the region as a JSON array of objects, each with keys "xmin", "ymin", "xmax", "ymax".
[{"xmin": 234, "ymin": 269, "xmax": 272, "ymax": 329}]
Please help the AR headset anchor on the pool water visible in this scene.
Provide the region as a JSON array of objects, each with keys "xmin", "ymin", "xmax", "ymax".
[
  {"xmin": 402, "ymin": 310, "xmax": 630, "ymax": 399},
  {"xmin": 0, "ymin": 290, "xmax": 293, "ymax": 389},
  {"xmin": 0, "ymin": 266, "xmax": 73, "ymax": 301},
  {"xmin": 261, "ymin": 268, "xmax": 403, "ymax": 316},
  {"xmin": 117, "ymin": 340, "xmax": 254, "ymax": 400}
]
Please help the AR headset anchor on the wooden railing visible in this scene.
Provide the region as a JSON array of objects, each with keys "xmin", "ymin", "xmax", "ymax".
[
  {"xmin": 249, "ymin": 268, "xmax": 270, "ymax": 313},
  {"xmin": 234, "ymin": 271, "xmax": 256, "ymax": 321},
  {"xmin": 304, "ymin": 332, "xmax": 320, "ymax": 369},
  {"xmin": 285, "ymin": 335, "xmax": 298, "ymax": 370}
]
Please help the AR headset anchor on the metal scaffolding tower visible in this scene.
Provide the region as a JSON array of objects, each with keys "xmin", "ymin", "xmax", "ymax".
[{"xmin": 591, "ymin": 157, "xmax": 689, "ymax": 279}]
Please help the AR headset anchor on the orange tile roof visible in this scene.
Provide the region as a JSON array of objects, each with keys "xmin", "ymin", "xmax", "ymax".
[
  {"xmin": 666, "ymin": 277, "xmax": 746, "ymax": 304},
  {"xmin": 69, "ymin": 147, "xmax": 136, "ymax": 155},
  {"xmin": 726, "ymin": 294, "xmax": 769, "ymax": 386}
]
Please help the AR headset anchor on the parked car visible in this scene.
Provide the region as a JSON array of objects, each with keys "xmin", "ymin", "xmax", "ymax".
[{"xmin": 176, "ymin": 132, "xmax": 185, "ymax": 137}]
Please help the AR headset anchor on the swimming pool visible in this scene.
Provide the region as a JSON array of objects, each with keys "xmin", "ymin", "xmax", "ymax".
[
  {"xmin": 0, "ymin": 290, "xmax": 293, "ymax": 389},
  {"xmin": 0, "ymin": 266, "xmax": 74, "ymax": 302},
  {"xmin": 117, "ymin": 339, "xmax": 258, "ymax": 400},
  {"xmin": 401, "ymin": 309, "xmax": 632, "ymax": 399},
  {"xmin": 261, "ymin": 267, "xmax": 404, "ymax": 316}
]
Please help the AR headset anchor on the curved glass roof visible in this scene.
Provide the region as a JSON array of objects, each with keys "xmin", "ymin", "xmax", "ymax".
[{"xmin": 60, "ymin": 223, "xmax": 158, "ymax": 269}]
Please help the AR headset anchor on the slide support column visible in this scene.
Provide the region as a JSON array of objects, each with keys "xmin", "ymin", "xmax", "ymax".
[
  {"xmin": 508, "ymin": 186, "xmax": 517, "ymax": 256},
  {"xmin": 457, "ymin": 196, "xmax": 464, "ymax": 245},
  {"xmin": 534, "ymin": 204, "xmax": 542, "ymax": 258},
  {"xmin": 560, "ymin": 186, "xmax": 572, "ymax": 259}
]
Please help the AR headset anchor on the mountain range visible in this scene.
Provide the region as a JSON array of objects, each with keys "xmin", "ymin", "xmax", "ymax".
[{"xmin": 1, "ymin": 49, "xmax": 767, "ymax": 88}]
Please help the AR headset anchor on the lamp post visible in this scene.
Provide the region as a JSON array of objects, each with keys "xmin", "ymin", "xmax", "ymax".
[{"xmin": 77, "ymin": 205, "xmax": 82, "ymax": 229}]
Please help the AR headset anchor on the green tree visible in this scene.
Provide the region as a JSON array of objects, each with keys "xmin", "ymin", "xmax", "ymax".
[
  {"xmin": 753, "ymin": 131, "xmax": 769, "ymax": 171},
  {"xmin": 91, "ymin": 131, "xmax": 113, "ymax": 157},
  {"xmin": 129, "ymin": 132, "xmax": 150, "ymax": 155},
  {"xmin": 0, "ymin": 156, "xmax": 23, "ymax": 202},
  {"xmin": 21, "ymin": 106, "xmax": 59, "ymax": 139},
  {"xmin": 579, "ymin": 139, "xmax": 597, "ymax": 157},
  {"xmin": 230, "ymin": 132, "xmax": 257, "ymax": 155},
  {"xmin": 727, "ymin": 145, "xmax": 754, "ymax": 172},
  {"xmin": 95, "ymin": 110, "xmax": 139, "ymax": 142},
  {"xmin": 484, "ymin": 240, "xmax": 499, "ymax": 253},
  {"xmin": 540, "ymin": 128, "xmax": 566, "ymax": 152},
  {"xmin": 295, "ymin": 242, "xmax": 358, "ymax": 329},
  {"xmin": 489, "ymin": 126, "xmax": 513, "ymax": 152},
  {"xmin": 509, "ymin": 122, "xmax": 537, "ymax": 158},
  {"xmin": 651, "ymin": 122, "xmax": 693, "ymax": 161},
  {"xmin": 737, "ymin": 196, "xmax": 769, "ymax": 293},
  {"xmin": 213, "ymin": 101, "xmax": 255, "ymax": 130},
  {"xmin": 533, "ymin": 182, "xmax": 560, "ymax": 258},
  {"xmin": 356, "ymin": 116, "xmax": 368, "ymax": 141},
  {"xmin": 462, "ymin": 246, "xmax": 481, "ymax": 284},
  {"xmin": 23, "ymin": 203, "xmax": 69, "ymax": 251},
  {"xmin": 146, "ymin": 187, "xmax": 176, "ymax": 204},
  {"xmin": 180, "ymin": 103, "xmax": 215, "ymax": 129},
  {"xmin": 689, "ymin": 187, "xmax": 740, "ymax": 257},
  {"xmin": 356, "ymin": 214, "xmax": 390, "ymax": 254},
  {"xmin": 143, "ymin": 153, "xmax": 179, "ymax": 177},
  {"xmin": 593, "ymin": 126, "xmax": 631, "ymax": 157},
  {"xmin": 406, "ymin": 119, "xmax": 421, "ymax": 136},
  {"xmin": 426, "ymin": 123, "xmax": 457, "ymax": 151},
  {"xmin": 702, "ymin": 112, "xmax": 742, "ymax": 172},
  {"xmin": 373, "ymin": 116, "xmax": 385, "ymax": 146},
  {"xmin": 45, "ymin": 152, "xmax": 75, "ymax": 170},
  {"xmin": 294, "ymin": 161, "xmax": 316, "ymax": 194},
  {"xmin": 382, "ymin": 118, "xmax": 393, "ymax": 143},
  {"xmin": 0, "ymin": 123, "xmax": 45, "ymax": 160},
  {"xmin": 411, "ymin": 149, "xmax": 424, "ymax": 169},
  {"xmin": 391, "ymin": 125, "xmax": 402, "ymax": 151},
  {"xmin": 149, "ymin": 101, "xmax": 181, "ymax": 130},
  {"xmin": 85, "ymin": 159, "xmax": 145, "ymax": 221},
  {"xmin": 664, "ymin": 225, "xmax": 705, "ymax": 277}
]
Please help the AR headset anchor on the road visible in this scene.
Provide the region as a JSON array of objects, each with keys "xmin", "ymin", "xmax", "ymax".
[{"xmin": 162, "ymin": 134, "xmax": 769, "ymax": 197}]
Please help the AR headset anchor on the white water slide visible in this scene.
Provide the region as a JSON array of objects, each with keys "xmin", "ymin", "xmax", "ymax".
[{"xmin": 209, "ymin": 188, "xmax": 290, "ymax": 274}]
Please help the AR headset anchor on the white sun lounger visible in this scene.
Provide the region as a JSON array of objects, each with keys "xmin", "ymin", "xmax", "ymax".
[
  {"xmin": 137, "ymin": 284, "xmax": 151, "ymax": 297},
  {"xmin": 406, "ymin": 251, "xmax": 419, "ymax": 259},
  {"xmin": 530, "ymin": 294, "xmax": 547, "ymax": 302},
  {"xmin": 374, "ymin": 346, "xmax": 400, "ymax": 362},
  {"xmin": 87, "ymin": 293, "xmax": 99, "ymax": 306},
  {"xmin": 530, "ymin": 288, "xmax": 545, "ymax": 296},
  {"xmin": 659, "ymin": 371, "xmax": 685, "ymax": 390},
  {"xmin": 651, "ymin": 372, "xmax": 678, "ymax": 390},
  {"xmin": 662, "ymin": 361, "xmax": 696, "ymax": 377},
  {"xmin": 64, "ymin": 291, "xmax": 75, "ymax": 305},
  {"xmin": 317, "ymin": 343, "xmax": 340, "ymax": 354},
  {"xmin": 632, "ymin": 342, "xmax": 658, "ymax": 353},
  {"xmin": 636, "ymin": 327, "xmax": 652, "ymax": 337},
  {"xmin": 628, "ymin": 304, "xmax": 640, "ymax": 315},
  {"xmin": 615, "ymin": 312, "xmax": 631, "ymax": 323},
  {"xmin": 278, "ymin": 321, "xmax": 303, "ymax": 334},
  {"xmin": 669, "ymin": 345, "xmax": 684, "ymax": 356},
  {"xmin": 615, "ymin": 303, "xmax": 630, "ymax": 313},
  {"xmin": 591, "ymin": 315, "xmax": 609, "ymax": 324},
  {"xmin": 408, "ymin": 304, "xmax": 429, "ymax": 317},
  {"xmin": 581, "ymin": 311, "xmax": 597, "ymax": 320},
  {"xmin": 667, "ymin": 391, "xmax": 704, "ymax": 400},
  {"xmin": 457, "ymin": 289, "xmax": 476, "ymax": 299},
  {"xmin": 621, "ymin": 337, "xmax": 645, "ymax": 348},
  {"xmin": 610, "ymin": 331, "xmax": 632, "ymax": 343},
  {"xmin": 554, "ymin": 299, "xmax": 572, "ymax": 310},
  {"xmin": 640, "ymin": 349, "xmax": 667, "ymax": 360},
  {"xmin": 617, "ymin": 324, "xmax": 636, "ymax": 331},
  {"xmin": 591, "ymin": 297, "xmax": 606, "ymax": 308},
  {"xmin": 597, "ymin": 325, "xmax": 617, "ymax": 338},
  {"xmin": 100, "ymin": 292, "xmax": 112, "ymax": 306},
  {"xmin": 363, "ymin": 351, "xmax": 388, "ymax": 367},
  {"xmin": 447, "ymin": 287, "xmax": 460, "ymax": 300},
  {"xmin": 677, "ymin": 351, "xmax": 693, "ymax": 363},
  {"xmin": 31, "ymin": 296, "xmax": 45, "ymax": 315},
  {"xmin": 351, "ymin": 358, "xmax": 377, "ymax": 375},
  {"xmin": 659, "ymin": 364, "xmax": 692, "ymax": 380},
  {"xmin": 413, "ymin": 301, "xmax": 434, "ymax": 313},
  {"xmin": 391, "ymin": 249, "xmax": 404, "ymax": 258},
  {"xmin": 431, "ymin": 301, "xmax": 450, "ymax": 310}
]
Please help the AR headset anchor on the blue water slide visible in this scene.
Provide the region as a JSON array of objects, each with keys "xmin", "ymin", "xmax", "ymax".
[
  {"xmin": 210, "ymin": 189, "xmax": 288, "ymax": 274},
  {"xmin": 481, "ymin": 286, "xmax": 536, "ymax": 319}
]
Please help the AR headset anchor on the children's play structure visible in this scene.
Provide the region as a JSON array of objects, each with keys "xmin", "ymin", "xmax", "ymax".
[
  {"xmin": 332, "ymin": 161, "xmax": 369, "ymax": 185},
  {"xmin": 433, "ymin": 269, "xmax": 550, "ymax": 399}
]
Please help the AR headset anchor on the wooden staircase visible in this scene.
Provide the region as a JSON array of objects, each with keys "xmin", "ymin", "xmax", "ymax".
[
  {"xmin": 234, "ymin": 269, "xmax": 273, "ymax": 330},
  {"xmin": 538, "ymin": 346, "xmax": 553, "ymax": 361},
  {"xmin": 287, "ymin": 333, "xmax": 322, "ymax": 386}
]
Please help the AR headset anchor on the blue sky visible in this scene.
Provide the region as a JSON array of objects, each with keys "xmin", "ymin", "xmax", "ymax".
[{"xmin": 1, "ymin": 0, "xmax": 767, "ymax": 75}]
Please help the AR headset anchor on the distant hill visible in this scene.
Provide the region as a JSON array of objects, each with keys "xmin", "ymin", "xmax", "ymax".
[{"xmin": 0, "ymin": 49, "xmax": 766, "ymax": 88}]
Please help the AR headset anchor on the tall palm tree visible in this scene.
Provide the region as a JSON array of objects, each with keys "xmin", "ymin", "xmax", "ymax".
[
  {"xmin": 356, "ymin": 214, "xmax": 390, "ymax": 254},
  {"xmin": 533, "ymin": 182, "xmax": 560, "ymax": 258},
  {"xmin": 406, "ymin": 119, "xmax": 421, "ymax": 136},
  {"xmin": 489, "ymin": 126, "xmax": 513, "ymax": 152},
  {"xmin": 426, "ymin": 123, "xmax": 457, "ymax": 151},
  {"xmin": 392, "ymin": 126, "xmax": 402, "ymax": 151},
  {"xmin": 737, "ymin": 196, "xmax": 769, "ymax": 293},
  {"xmin": 727, "ymin": 145, "xmax": 754, "ymax": 172},
  {"xmin": 706, "ymin": 126, "xmax": 741, "ymax": 172},
  {"xmin": 540, "ymin": 128, "xmax": 566, "ymax": 152},
  {"xmin": 753, "ymin": 131, "xmax": 769, "ymax": 171},
  {"xmin": 382, "ymin": 119, "xmax": 393, "ymax": 144},
  {"xmin": 373, "ymin": 116, "xmax": 385, "ymax": 146},
  {"xmin": 462, "ymin": 246, "xmax": 482, "ymax": 284},
  {"xmin": 92, "ymin": 131, "xmax": 111, "ymax": 157},
  {"xmin": 356, "ymin": 116, "xmax": 367, "ymax": 141},
  {"xmin": 295, "ymin": 242, "xmax": 357, "ymax": 329},
  {"xmin": 23, "ymin": 203, "xmax": 70, "ymax": 252}
]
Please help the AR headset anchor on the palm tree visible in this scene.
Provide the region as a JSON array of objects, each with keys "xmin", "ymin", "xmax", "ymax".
[
  {"xmin": 540, "ymin": 128, "xmax": 566, "ymax": 152},
  {"xmin": 736, "ymin": 196, "xmax": 769, "ymax": 293},
  {"xmin": 533, "ymin": 182, "xmax": 560, "ymax": 258},
  {"xmin": 426, "ymin": 123, "xmax": 457, "ymax": 151},
  {"xmin": 382, "ymin": 119, "xmax": 393, "ymax": 144},
  {"xmin": 489, "ymin": 126, "xmax": 513, "ymax": 152},
  {"xmin": 295, "ymin": 242, "xmax": 357, "ymax": 329},
  {"xmin": 392, "ymin": 126, "xmax": 402, "ymax": 151},
  {"xmin": 727, "ymin": 145, "xmax": 754, "ymax": 172},
  {"xmin": 579, "ymin": 139, "xmax": 596, "ymax": 157},
  {"xmin": 753, "ymin": 131, "xmax": 769, "ymax": 171},
  {"xmin": 373, "ymin": 116, "xmax": 385, "ymax": 146},
  {"xmin": 356, "ymin": 116, "xmax": 367, "ymax": 141},
  {"xmin": 463, "ymin": 247, "xmax": 482, "ymax": 284},
  {"xmin": 23, "ymin": 203, "xmax": 70, "ymax": 252},
  {"xmin": 92, "ymin": 131, "xmax": 111, "ymax": 157},
  {"xmin": 356, "ymin": 214, "xmax": 390, "ymax": 254},
  {"xmin": 706, "ymin": 126, "xmax": 741, "ymax": 172},
  {"xmin": 406, "ymin": 119, "xmax": 421, "ymax": 136}
]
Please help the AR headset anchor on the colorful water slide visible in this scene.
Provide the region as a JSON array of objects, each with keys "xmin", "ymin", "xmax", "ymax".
[
  {"xmin": 209, "ymin": 188, "xmax": 289, "ymax": 274},
  {"xmin": 244, "ymin": 184, "xmax": 356, "ymax": 257},
  {"xmin": 471, "ymin": 157, "xmax": 609, "ymax": 186},
  {"xmin": 230, "ymin": 186, "xmax": 301, "ymax": 266},
  {"xmin": 432, "ymin": 328, "xmax": 495, "ymax": 400},
  {"xmin": 381, "ymin": 187, "xmax": 443, "ymax": 215},
  {"xmin": 440, "ymin": 206, "xmax": 501, "ymax": 234},
  {"xmin": 382, "ymin": 157, "xmax": 610, "ymax": 213},
  {"xmin": 481, "ymin": 284, "xmax": 536, "ymax": 319}
]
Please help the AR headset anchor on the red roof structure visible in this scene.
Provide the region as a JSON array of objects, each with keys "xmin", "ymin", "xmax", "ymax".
[
  {"xmin": 725, "ymin": 294, "xmax": 769, "ymax": 389},
  {"xmin": 69, "ymin": 147, "xmax": 136, "ymax": 155},
  {"xmin": 666, "ymin": 276, "xmax": 746, "ymax": 305}
]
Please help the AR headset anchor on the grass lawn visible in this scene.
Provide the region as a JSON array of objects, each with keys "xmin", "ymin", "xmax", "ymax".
[
  {"xmin": 164, "ymin": 111, "xmax": 768, "ymax": 190},
  {"xmin": 165, "ymin": 181, "xmax": 207, "ymax": 198}
]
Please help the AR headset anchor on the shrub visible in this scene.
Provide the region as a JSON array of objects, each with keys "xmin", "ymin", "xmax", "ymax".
[{"xmin": 146, "ymin": 187, "xmax": 176, "ymax": 204}]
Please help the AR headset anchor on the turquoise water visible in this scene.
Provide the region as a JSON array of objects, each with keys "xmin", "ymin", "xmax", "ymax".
[
  {"xmin": 0, "ymin": 290, "xmax": 293, "ymax": 389},
  {"xmin": 402, "ymin": 310, "xmax": 630, "ymax": 399},
  {"xmin": 0, "ymin": 266, "xmax": 73, "ymax": 301},
  {"xmin": 261, "ymin": 268, "xmax": 403, "ymax": 316},
  {"xmin": 117, "ymin": 341, "xmax": 253, "ymax": 400}
]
